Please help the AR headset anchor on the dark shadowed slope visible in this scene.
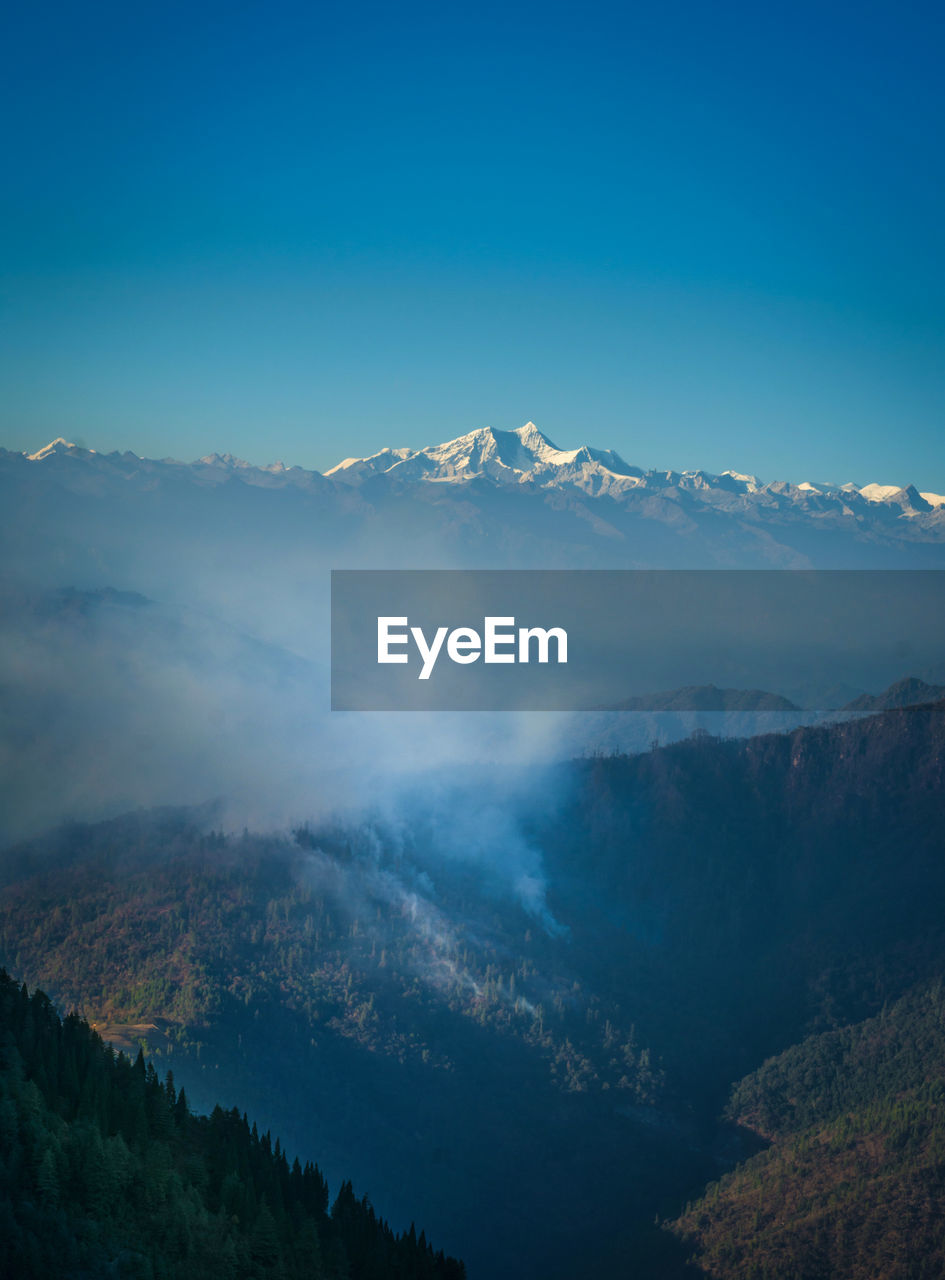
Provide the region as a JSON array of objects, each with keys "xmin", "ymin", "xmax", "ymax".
[
  {"xmin": 3, "ymin": 702, "xmax": 945, "ymax": 1276},
  {"xmin": 671, "ymin": 980, "xmax": 945, "ymax": 1278},
  {"xmin": 0, "ymin": 970, "xmax": 464, "ymax": 1280}
]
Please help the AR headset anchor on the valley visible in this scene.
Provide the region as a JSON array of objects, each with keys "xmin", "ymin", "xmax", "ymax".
[{"xmin": 3, "ymin": 701, "xmax": 944, "ymax": 1276}]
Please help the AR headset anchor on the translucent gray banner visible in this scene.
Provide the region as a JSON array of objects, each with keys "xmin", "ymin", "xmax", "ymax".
[{"xmin": 330, "ymin": 570, "xmax": 945, "ymax": 711}]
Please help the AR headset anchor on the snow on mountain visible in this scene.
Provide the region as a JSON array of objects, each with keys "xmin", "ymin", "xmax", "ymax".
[
  {"xmin": 314, "ymin": 423, "xmax": 945, "ymax": 521},
  {"xmin": 2, "ymin": 427, "xmax": 942, "ymax": 592},
  {"xmin": 13, "ymin": 425, "xmax": 945, "ymax": 551},
  {"xmin": 859, "ymin": 483, "xmax": 907, "ymax": 502},
  {"xmin": 197, "ymin": 452, "xmax": 262, "ymax": 470},
  {"xmin": 325, "ymin": 446, "xmax": 414, "ymax": 482},
  {"xmin": 27, "ymin": 438, "xmax": 95, "ymax": 461},
  {"xmin": 322, "ymin": 424, "xmax": 647, "ymax": 498},
  {"xmin": 195, "ymin": 452, "xmax": 299, "ymax": 480},
  {"xmin": 854, "ymin": 483, "xmax": 932, "ymax": 516},
  {"xmin": 721, "ymin": 470, "xmax": 762, "ymax": 491}
]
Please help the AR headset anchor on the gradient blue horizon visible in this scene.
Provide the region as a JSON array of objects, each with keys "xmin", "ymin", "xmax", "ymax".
[{"xmin": 2, "ymin": 0, "xmax": 943, "ymax": 487}]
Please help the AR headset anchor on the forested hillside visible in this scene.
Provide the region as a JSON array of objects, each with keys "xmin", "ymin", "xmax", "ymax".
[
  {"xmin": 0, "ymin": 814, "xmax": 662, "ymax": 1102},
  {"xmin": 3, "ymin": 701, "xmax": 945, "ymax": 1277},
  {"xmin": 0, "ymin": 810, "xmax": 687, "ymax": 1279},
  {"xmin": 0, "ymin": 970, "xmax": 464, "ymax": 1279},
  {"xmin": 545, "ymin": 699, "xmax": 945, "ymax": 1100},
  {"xmin": 671, "ymin": 981, "xmax": 945, "ymax": 1278}
]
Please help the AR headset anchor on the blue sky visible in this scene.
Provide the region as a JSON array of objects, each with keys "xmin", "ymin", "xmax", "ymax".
[{"xmin": 2, "ymin": 0, "xmax": 943, "ymax": 486}]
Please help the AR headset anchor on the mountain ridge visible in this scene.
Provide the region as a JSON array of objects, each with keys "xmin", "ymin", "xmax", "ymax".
[
  {"xmin": 5, "ymin": 699, "xmax": 945, "ymax": 1277},
  {"xmin": 14, "ymin": 424, "xmax": 945, "ymax": 512},
  {"xmin": 6, "ymin": 428, "xmax": 945, "ymax": 587}
]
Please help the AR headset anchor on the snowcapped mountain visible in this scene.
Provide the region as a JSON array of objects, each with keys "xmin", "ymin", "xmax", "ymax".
[
  {"xmin": 4, "ymin": 425, "xmax": 945, "ymax": 585},
  {"xmin": 320, "ymin": 421, "xmax": 945, "ymax": 519},
  {"xmin": 327, "ymin": 423, "xmax": 647, "ymax": 496},
  {"xmin": 26, "ymin": 437, "xmax": 93, "ymax": 462},
  {"xmin": 13, "ymin": 424, "xmax": 944, "ymax": 517}
]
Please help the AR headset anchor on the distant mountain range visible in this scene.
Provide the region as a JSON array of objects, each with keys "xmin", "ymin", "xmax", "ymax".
[
  {"xmin": 606, "ymin": 677, "xmax": 945, "ymax": 715},
  {"xmin": 841, "ymin": 675, "xmax": 945, "ymax": 712},
  {"xmin": 325, "ymin": 422, "xmax": 945, "ymax": 513},
  {"xmin": 16, "ymin": 424, "xmax": 945, "ymax": 518},
  {"xmin": 5, "ymin": 427, "xmax": 945, "ymax": 597},
  {"xmin": 605, "ymin": 685, "xmax": 801, "ymax": 712}
]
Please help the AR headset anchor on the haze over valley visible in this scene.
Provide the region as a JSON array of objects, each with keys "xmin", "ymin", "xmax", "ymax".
[{"xmin": 3, "ymin": 424, "xmax": 945, "ymax": 1277}]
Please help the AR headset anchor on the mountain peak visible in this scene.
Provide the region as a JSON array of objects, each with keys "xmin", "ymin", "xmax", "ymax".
[
  {"xmin": 413, "ymin": 422, "xmax": 601, "ymax": 482},
  {"xmin": 859, "ymin": 482, "xmax": 906, "ymax": 502},
  {"xmin": 513, "ymin": 421, "xmax": 561, "ymax": 450},
  {"xmin": 322, "ymin": 424, "xmax": 712, "ymax": 494},
  {"xmin": 843, "ymin": 676, "xmax": 945, "ymax": 712},
  {"xmin": 325, "ymin": 446, "xmax": 414, "ymax": 481},
  {"xmin": 26, "ymin": 438, "xmax": 94, "ymax": 461},
  {"xmin": 197, "ymin": 452, "xmax": 257, "ymax": 469},
  {"xmin": 858, "ymin": 482, "xmax": 931, "ymax": 514}
]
